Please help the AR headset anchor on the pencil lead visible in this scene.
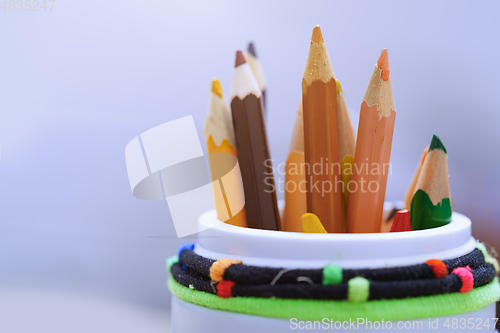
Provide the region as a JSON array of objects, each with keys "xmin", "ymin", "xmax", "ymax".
[
  {"xmin": 377, "ymin": 49, "xmax": 390, "ymax": 81},
  {"xmin": 235, "ymin": 50, "xmax": 246, "ymax": 68},
  {"xmin": 247, "ymin": 42, "xmax": 257, "ymax": 57},
  {"xmin": 336, "ymin": 80, "xmax": 342, "ymax": 94},
  {"xmin": 311, "ymin": 25, "xmax": 324, "ymax": 43},
  {"xmin": 211, "ymin": 78, "xmax": 223, "ymax": 98},
  {"xmin": 429, "ymin": 134, "xmax": 447, "ymax": 154}
]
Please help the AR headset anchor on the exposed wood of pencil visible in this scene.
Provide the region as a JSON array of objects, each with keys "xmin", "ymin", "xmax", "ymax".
[
  {"xmin": 337, "ymin": 80, "xmax": 356, "ymax": 231},
  {"xmin": 205, "ymin": 79, "xmax": 247, "ymax": 227},
  {"xmin": 246, "ymin": 42, "xmax": 267, "ymax": 112},
  {"xmin": 230, "ymin": 51, "xmax": 280, "ymax": 230},
  {"xmin": 346, "ymin": 49, "xmax": 396, "ymax": 233},
  {"xmin": 414, "ymin": 145, "xmax": 450, "ymax": 205},
  {"xmin": 403, "ymin": 145, "xmax": 429, "ymax": 209},
  {"xmin": 302, "ymin": 25, "xmax": 343, "ymax": 233},
  {"xmin": 283, "ymin": 99, "xmax": 307, "ymax": 232}
]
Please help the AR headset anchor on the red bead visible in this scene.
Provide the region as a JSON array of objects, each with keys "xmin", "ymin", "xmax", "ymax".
[{"xmin": 217, "ymin": 280, "xmax": 236, "ymax": 298}]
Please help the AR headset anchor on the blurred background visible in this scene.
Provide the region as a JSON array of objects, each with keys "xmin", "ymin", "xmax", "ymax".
[{"xmin": 0, "ymin": 0, "xmax": 499, "ymax": 331}]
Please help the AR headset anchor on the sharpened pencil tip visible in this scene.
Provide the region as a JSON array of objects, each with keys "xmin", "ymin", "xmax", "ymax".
[
  {"xmin": 429, "ymin": 134, "xmax": 447, "ymax": 154},
  {"xmin": 377, "ymin": 49, "xmax": 390, "ymax": 81},
  {"xmin": 235, "ymin": 51, "xmax": 246, "ymax": 68},
  {"xmin": 247, "ymin": 42, "xmax": 257, "ymax": 57},
  {"xmin": 211, "ymin": 78, "xmax": 223, "ymax": 98},
  {"xmin": 311, "ymin": 25, "xmax": 324, "ymax": 43}
]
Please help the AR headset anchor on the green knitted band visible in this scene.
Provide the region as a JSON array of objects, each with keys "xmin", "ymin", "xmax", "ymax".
[
  {"xmin": 166, "ymin": 255, "xmax": 179, "ymax": 272},
  {"xmin": 348, "ymin": 277, "xmax": 370, "ymax": 302},
  {"xmin": 476, "ymin": 243, "xmax": 500, "ymax": 272},
  {"xmin": 168, "ymin": 276, "xmax": 500, "ymax": 322},
  {"xmin": 322, "ymin": 265, "xmax": 343, "ymax": 285}
]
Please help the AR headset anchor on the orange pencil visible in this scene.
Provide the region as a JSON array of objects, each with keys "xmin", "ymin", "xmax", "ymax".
[
  {"xmin": 283, "ymin": 100, "xmax": 307, "ymax": 232},
  {"xmin": 337, "ymin": 80, "xmax": 356, "ymax": 231},
  {"xmin": 302, "ymin": 26, "xmax": 343, "ymax": 233},
  {"xmin": 204, "ymin": 79, "xmax": 246, "ymax": 227},
  {"xmin": 346, "ymin": 49, "xmax": 396, "ymax": 233}
]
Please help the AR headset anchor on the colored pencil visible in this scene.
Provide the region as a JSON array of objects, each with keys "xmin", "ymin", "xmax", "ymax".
[
  {"xmin": 404, "ymin": 145, "xmax": 429, "ymax": 210},
  {"xmin": 283, "ymin": 99, "xmax": 307, "ymax": 232},
  {"xmin": 204, "ymin": 78, "xmax": 247, "ymax": 227},
  {"xmin": 230, "ymin": 51, "xmax": 281, "ymax": 230},
  {"xmin": 380, "ymin": 206, "xmax": 398, "ymax": 233},
  {"xmin": 346, "ymin": 49, "xmax": 396, "ymax": 233},
  {"xmin": 302, "ymin": 25, "xmax": 343, "ymax": 233},
  {"xmin": 246, "ymin": 42, "xmax": 267, "ymax": 113},
  {"xmin": 390, "ymin": 209, "xmax": 412, "ymax": 232},
  {"xmin": 301, "ymin": 213, "xmax": 327, "ymax": 233},
  {"xmin": 337, "ymin": 80, "xmax": 356, "ymax": 231},
  {"xmin": 410, "ymin": 135, "xmax": 452, "ymax": 230}
]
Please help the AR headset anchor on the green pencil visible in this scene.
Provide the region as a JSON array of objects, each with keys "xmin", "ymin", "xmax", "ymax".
[{"xmin": 410, "ymin": 135, "xmax": 452, "ymax": 230}]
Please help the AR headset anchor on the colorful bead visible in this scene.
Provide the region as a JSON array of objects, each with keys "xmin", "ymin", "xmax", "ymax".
[
  {"xmin": 323, "ymin": 265, "xmax": 343, "ymax": 285},
  {"xmin": 348, "ymin": 277, "xmax": 370, "ymax": 302},
  {"xmin": 217, "ymin": 280, "xmax": 235, "ymax": 298},
  {"xmin": 210, "ymin": 258, "xmax": 243, "ymax": 282},
  {"xmin": 178, "ymin": 243, "xmax": 195, "ymax": 270},
  {"xmin": 425, "ymin": 259, "xmax": 448, "ymax": 278},
  {"xmin": 452, "ymin": 266, "xmax": 474, "ymax": 293}
]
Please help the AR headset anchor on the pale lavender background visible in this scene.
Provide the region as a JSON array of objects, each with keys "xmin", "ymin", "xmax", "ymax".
[{"xmin": 0, "ymin": 0, "xmax": 499, "ymax": 332}]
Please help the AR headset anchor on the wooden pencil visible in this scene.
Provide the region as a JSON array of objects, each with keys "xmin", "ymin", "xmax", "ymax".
[
  {"xmin": 410, "ymin": 135, "xmax": 452, "ymax": 230},
  {"xmin": 246, "ymin": 42, "xmax": 267, "ymax": 113},
  {"xmin": 301, "ymin": 213, "xmax": 327, "ymax": 234},
  {"xmin": 230, "ymin": 51, "xmax": 280, "ymax": 230},
  {"xmin": 336, "ymin": 80, "xmax": 356, "ymax": 231},
  {"xmin": 346, "ymin": 49, "xmax": 396, "ymax": 233},
  {"xmin": 403, "ymin": 145, "xmax": 429, "ymax": 209},
  {"xmin": 204, "ymin": 78, "xmax": 247, "ymax": 227},
  {"xmin": 390, "ymin": 209, "xmax": 412, "ymax": 232},
  {"xmin": 283, "ymin": 99, "xmax": 307, "ymax": 232},
  {"xmin": 302, "ymin": 25, "xmax": 343, "ymax": 233}
]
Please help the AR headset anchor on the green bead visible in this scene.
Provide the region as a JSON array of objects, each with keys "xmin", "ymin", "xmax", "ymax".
[
  {"xmin": 348, "ymin": 277, "xmax": 370, "ymax": 302},
  {"xmin": 322, "ymin": 264, "xmax": 343, "ymax": 285}
]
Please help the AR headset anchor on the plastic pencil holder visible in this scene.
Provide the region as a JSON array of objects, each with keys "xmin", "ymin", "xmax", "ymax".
[{"xmin": 170, "ymin": 203, "xmax": 499, "ymax": 333}]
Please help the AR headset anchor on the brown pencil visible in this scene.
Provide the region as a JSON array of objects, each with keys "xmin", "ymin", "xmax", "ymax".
[
  {"xmin": 230, "ymin": 51, "xmax": 280, "ymax": 230},
  {"xmin": 302, "ymin": 26, "xmax": 343, "ymax": 233},
  {"xmin": 346, "ymin": 49, "xmax": 396, "ymax": 233}
]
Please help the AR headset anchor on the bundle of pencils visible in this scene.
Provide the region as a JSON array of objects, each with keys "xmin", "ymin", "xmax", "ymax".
[{"xmin": 204, "ymin": 27, "xmax": 453, "ymax": 234}]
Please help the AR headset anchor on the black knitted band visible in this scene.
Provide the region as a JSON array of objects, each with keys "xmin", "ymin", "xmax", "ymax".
[
  {"xmin": 170, "ymin": 262, "xmax": 496, "ymax": 300},
  {"xmin": 179, "ymin": 248, "xmax": 486, "ymax": 285}
]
